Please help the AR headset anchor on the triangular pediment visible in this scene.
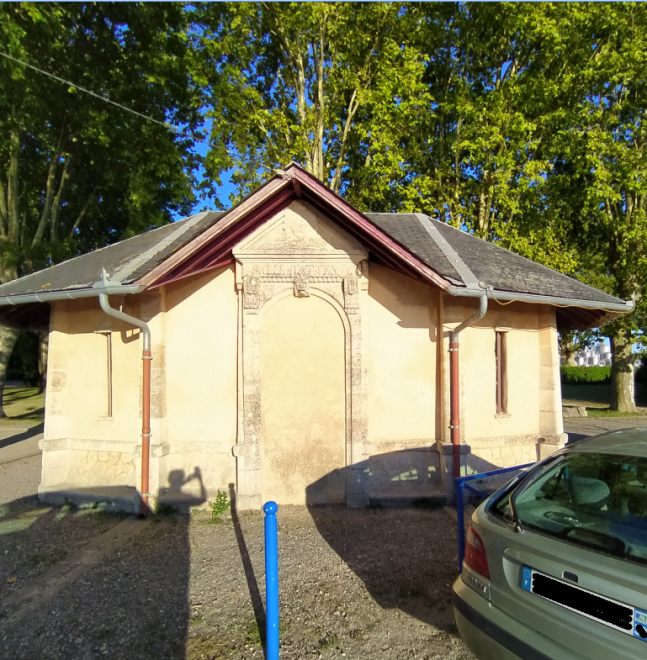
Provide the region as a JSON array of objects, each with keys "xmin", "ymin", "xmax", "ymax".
[{"xmin": 233, "ymin": 201, "xmax": 367, "ymax": 259}]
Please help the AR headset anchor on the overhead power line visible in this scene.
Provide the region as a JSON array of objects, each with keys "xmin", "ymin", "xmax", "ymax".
[{"xmin": 0, "ymin": 50, "xmax": 175, "ymax": 131}]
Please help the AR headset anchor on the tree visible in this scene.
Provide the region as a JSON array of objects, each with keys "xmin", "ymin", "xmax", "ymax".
[
  {"xmin": 0, "ymin": 3, "xmax": 200, "ymax": 415},
  {"xmin": 191, "ymin": 1, "xmax": 435, "ymax": 207},
  {"xmin": 191, "ymin": 2, "xmax": 644, "ymax": 410},
  {"xmin": 539, "ymin": 4, "xmax": 647, "ymax": 411},
  {"xmin": 356, "ymin": 3, "xmax": 590, "ymax": 245}
]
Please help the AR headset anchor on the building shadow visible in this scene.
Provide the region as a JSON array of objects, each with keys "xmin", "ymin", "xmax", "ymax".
[
  {"xmin": 306, "ymin": 447, "xmax": 512, "ymax": 630},
  {"xmin": 0, "ymin": 493, "xmax": 191, "ymax": 660}
]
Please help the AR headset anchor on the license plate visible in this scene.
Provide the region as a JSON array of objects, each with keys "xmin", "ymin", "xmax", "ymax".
[{"xmin": 521, "ymin": 565, "xmax": 647, "ymax": 642}]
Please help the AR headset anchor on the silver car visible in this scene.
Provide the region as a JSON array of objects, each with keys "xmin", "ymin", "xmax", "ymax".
[{"xmin": 452, "ymin": 428, "xmax": 647, "ymax": 660}]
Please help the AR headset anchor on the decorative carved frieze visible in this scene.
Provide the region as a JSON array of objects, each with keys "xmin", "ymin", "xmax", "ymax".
[
  {"xmin": 243, "ymin": 275, "xmax": 260, "ymax": 311},
  {"xmin": 343, "ymin": 274, "xmax": 359, "ymax": 313},
  {"xmin": 293, "ymin": 269, "xmax": 310, "ymax": 297}
]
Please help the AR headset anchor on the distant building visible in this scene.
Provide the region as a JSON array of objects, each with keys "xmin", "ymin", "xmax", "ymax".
[{"xmin": 571, "ymin": 340, "xmax": 612, "ymax": 367}]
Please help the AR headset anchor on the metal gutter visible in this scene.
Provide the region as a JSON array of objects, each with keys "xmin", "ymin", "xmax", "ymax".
[
  {"xmin": 449, "ymin": 292, "xmax": 488, "ymax": 484},
  {"xmin": 415, "ymin": 214, "xmax": 491, "ymax": 486},
  {"xmin": 447, "ymin": 285, "xmax": 634, "ymax": 313},
  {"xmin": 0, "ymin": 283, "xmax": 144, "ymax": 306},
  {"xmin": 97, "ymin": 268, "xmax": 152, "ymax": 517}
]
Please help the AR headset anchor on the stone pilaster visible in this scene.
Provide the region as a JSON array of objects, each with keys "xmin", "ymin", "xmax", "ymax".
[
  {"xmin": 232, "ymin": 201, "xmax": 369, "ymax": 508},
  {"xmin": 538, "ymin": 306, "xmax": 568, "ymax": 458}
]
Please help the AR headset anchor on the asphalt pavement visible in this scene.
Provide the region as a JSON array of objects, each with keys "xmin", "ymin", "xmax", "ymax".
[{"xmin": 0, "ymin": 424, "xmax": 43, "ymax": 505}]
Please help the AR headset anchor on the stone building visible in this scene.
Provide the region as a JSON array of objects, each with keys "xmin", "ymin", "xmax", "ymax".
[{"xmin": 0, "ymin": 165, "xmax": 632, "ymax": 511}]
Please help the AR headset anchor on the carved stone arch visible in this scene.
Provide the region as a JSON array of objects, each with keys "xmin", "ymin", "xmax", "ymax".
[
  {"xmin": 231, "ymin": 200, "xmax": 369, "ymax": 509},
  {"xmin": 260, "ymin": 285, "xmax": 352, "ymax": 339}
]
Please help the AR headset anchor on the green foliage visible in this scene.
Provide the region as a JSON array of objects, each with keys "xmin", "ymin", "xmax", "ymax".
[
  {"xmin": 0, "ymin": 2, "xmax": 200, "ymax": 283},
  {"xmin": 209, "ymin": 490, "xmax": 231, "ymax": 519},
  {"xmin": 560, "ymin": 366, "xmax": 611, "ymax": 385},
  {"xmin": 191, "ymin": 2, "xmax": 433, "ymax": 205}
]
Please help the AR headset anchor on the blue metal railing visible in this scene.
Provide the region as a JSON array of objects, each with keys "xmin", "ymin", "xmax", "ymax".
[
  {"xmin": 264, "ymin": 501, "xmax": 280, "ymax": 660},
  {"xmin": 455, "ymin": 463, "xmax": 534, "ymax": 572}
]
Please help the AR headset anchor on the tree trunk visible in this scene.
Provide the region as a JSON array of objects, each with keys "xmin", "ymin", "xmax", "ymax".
[
  {"xmin": 558, "ymin": 333, "xmax": 579, "ymax": 366},
  {"xmin": 38, "ymin": 330, "xmax": 49, "ymax": 393},
  {"xmin": 610, "ymin": 329, "xmax": 637, "ymax": 412},
  {"xmin": 561, "ymin": 341, "xmax": 578, "ymax": 366},
  {"xmin": 0, "ymin": 324, "xmax": 20, "ymax": 418}
]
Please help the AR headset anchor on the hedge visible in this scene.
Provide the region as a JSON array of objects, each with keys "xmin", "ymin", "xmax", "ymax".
[{"xmin": 560, "ymin": 366, "xmax": 611, "ymax": 384}]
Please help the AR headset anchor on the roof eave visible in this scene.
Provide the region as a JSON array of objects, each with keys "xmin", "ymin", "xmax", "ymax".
[
  {"xmin": 0, "ymin": 283, "xmax": 146, "ymax": 307},
  {"xmin": 447, "ymin": 284, "xmax": 633, "ymax": 331},
  {"xmin": 447, "ymin": 285, "xmax": 633, "ymax": 313},
  {"xmin": 139, "ymin": 164, "xmax": 454, "ymax": 293}
]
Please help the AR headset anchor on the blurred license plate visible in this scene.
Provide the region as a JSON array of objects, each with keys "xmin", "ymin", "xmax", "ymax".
[{"xmin": 521, "ymin": 565, "xmax": 647, "ymax": 642}]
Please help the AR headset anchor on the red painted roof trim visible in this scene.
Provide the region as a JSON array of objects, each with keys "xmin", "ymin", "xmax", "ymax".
[{"xmin": 140, "ymin": 164, "xmax": 452, "ymax": 292}]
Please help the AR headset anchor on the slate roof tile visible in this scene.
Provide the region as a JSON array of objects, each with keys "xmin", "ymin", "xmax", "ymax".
[{"xmin": 0, "ymin": 209, "xmax": 624, "ymax": 309}]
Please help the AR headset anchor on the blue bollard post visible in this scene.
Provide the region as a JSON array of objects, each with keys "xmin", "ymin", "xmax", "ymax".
[
  {"xmin": 263, "ymin": 501, "xmax": 279, "ymax": 660},
  {"xmin": 455, "ymin": 477, "xmax": 465, "ymax": 573}
]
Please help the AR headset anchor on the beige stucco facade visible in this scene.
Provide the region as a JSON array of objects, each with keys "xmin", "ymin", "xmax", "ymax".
[{"xmin": 39, "ymin": 200, "xmax": 566, "ymax": 511}]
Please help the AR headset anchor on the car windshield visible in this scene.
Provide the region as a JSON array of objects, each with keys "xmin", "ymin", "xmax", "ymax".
[{"xmin": 493, "ymin": 452, "xmax": 647, "ymax": 565}]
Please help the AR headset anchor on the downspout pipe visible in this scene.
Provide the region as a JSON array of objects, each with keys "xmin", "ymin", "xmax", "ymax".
[
  {"xmin": 97, "ymin": 270, "xmax": 152, "ymax": 516},
  {"xmin": 450, "ymin": 290, "xmax": 488, "ymax": 485}
]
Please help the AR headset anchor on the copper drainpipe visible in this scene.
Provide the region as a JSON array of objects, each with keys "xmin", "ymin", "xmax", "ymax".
[
  {"xmin": 450, "ymin": 291, "xmax": 488, "ymax": 483},
  {"xmin": 98, "ymin": 270, "xmax": 152, "ymax": 516}
]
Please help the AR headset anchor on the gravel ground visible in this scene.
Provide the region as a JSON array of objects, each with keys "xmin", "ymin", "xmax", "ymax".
[
  {"xmin": 0, "ymin": 501, "xmax": 474, "ymax": 660},
  {"xmin": 0, "ymin": 498, "xmax": 128, "ymax": 606},
  {"xmin": 2, "ymin": 414, "xmax": 638, "ymax": 659}
]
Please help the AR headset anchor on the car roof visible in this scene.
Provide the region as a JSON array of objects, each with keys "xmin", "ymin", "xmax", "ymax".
[{"xmin": 567, "ymin": 427, "xmax": 647, "ymax": 458}]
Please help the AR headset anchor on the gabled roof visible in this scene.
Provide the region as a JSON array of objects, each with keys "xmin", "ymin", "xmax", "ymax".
[
  {"xmin": 0, "ymin": 211, "xmax": 222, "ymax": 298},
  {"xmin": 0, "ymin": 164, "xmax": 632, "ymax": 331},
  {"xmin": 366, "ymin": 213, "xmax": 620, "ymax": 304}
]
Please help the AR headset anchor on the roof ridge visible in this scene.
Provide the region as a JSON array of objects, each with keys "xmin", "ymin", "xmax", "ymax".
[{"xmin": 415, "ymin": 213, "xmax": 479, "ymax": 288}]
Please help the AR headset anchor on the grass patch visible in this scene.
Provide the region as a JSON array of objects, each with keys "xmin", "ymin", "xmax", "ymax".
[
  {"xmin": 187, "ymin": 635, "xmax": 230, "ymax": 660},
  {"xmin": 1, "ymin": 386, "xmax": 44, "ymax": 425},
  {"xmin": 586, "ymin": 409, "xmax": 646, "ymax": 418},
  {"xmin": 245, "ymin": 622, "xmax": 262, "ymax": 646},
  {"xmin": 319, "ymin": 634, "xmax": 340, "ymax": 648},
  {"xmin": 562, "ymin": 383, "xmax": 612, "ymax": 408},
  {"xmin": 562, "ymin": 382, "xmax": 647, "ymax": 410},
  {"xmin": 22, "ymin": 547, "xmax": 68, "ymax": 568}
]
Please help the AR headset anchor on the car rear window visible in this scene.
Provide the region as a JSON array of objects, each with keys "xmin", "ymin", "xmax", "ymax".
[{"xmin": 493, "ymin": 452, "xmax": 647, "ymax": 565}]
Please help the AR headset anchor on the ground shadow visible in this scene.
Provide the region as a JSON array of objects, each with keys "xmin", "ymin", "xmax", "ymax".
[
  {"xmin": 0, "ymin": 492, "xmax": 192, "ymax": 660},
  {"xmin": 157, "ymin": 466, "xmax": 208, "ymax": 512},
  {"xmin": 229, "ymin": 483, "xmax": 267, "ymax": 657},
  {"xmin": 0, "ymin": 423, "xmax": 44, "ymax": 451},
  {"xmin": 305, "ymin": 447, "xmax": 506, "ymax": 631},
  {"xmin": 307, "ymin": 501, "xmax": 460, "ymax": 632}
]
